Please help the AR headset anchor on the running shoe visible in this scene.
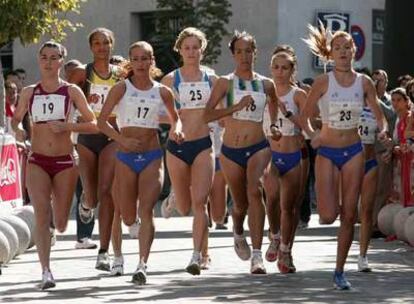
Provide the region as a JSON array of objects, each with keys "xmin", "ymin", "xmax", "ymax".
[
  {"xmin": 234, "ymin": 234, "xmax": 251, "ymax": 261},
  {"xmin": 277, "ymin": 250, "xmax": 296, "ymax": 274},
  {"xmin": 78, "ymin": 197, "xmax": 94, "ymax": 224},
  {"xmin": 110, "ymin": 255, "xmax": 124, "ymax": 276},
  {"xmin": 132, "ymin": 262, "xmax": 147, "ymax": 285},
  {"xmin": 128, "ymin": 219, "xmax": 141, "ymax": 239},
  {"xmin": 265, "ymin": 237, "xmax": 280, "ymax": 262},
  {"xmin": 95, "ymin": 252, "xmax": 111, "ymax": 271},
  {"xmin": 250, "ymin": 254, "xmax": 266, "ymax": 274},
  {"xmin": 358, "ymin": 255, "xmax": 372, "ymax": 272},
  {"xmin": 200, "ymin": 255, "xmax": 211, "ymax": 270},
  {"xmin": 39, "ymin": 269, "xmax": 55, "ymax": 290},
  {"xmin": 185, "ymin": 254, "xmax": 201, "ymax": 275},
  {"xmin": 75, "ymin": 237, "xmax": 97, "ymax": 249},
  {"xmin": 333, "ymin": 270, "xmax": 351, "ymax": 290},
  {"xmin": 161, "ymin": 191, "xmax": 176, "ymax": 219}
]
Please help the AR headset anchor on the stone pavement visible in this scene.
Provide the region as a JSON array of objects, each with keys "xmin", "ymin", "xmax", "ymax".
[{"xmin": 0, "ymin": 214, "xmax": 413, "ymax": 304}]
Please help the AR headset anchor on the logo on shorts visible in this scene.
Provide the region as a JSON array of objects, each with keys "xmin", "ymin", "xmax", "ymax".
[{"xmin": 0, "ymin": 158, "xmax": 17, "ymax": 187}]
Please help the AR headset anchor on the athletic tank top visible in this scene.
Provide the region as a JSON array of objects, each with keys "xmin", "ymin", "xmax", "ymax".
[
  {"xmin": 173, "ymin": 69, "xmax": 212, "ymax": 110},
  {"xmin": 276, "ymin": 87, "xmax": 300, "ymax": 136},
  {"xmin": 226, "ymin": 73, "xmax": 267, "ymax": 123},
  {"xmin": 29, "ymin": 83, "xmax": 73, "ymax": 124},
  {"xmin": 358, "ymin": 107, "xmax": 377, "ymax": 144},
  {"xmin": 319, "ymin": 72, "xmax": 364, "ymax": 129},
  {"xmin": 85, "ymin": 64, "xmax": 119, "ymax": 117},
  {"xmin": 117, "ymin": 79, "xmax": 162, "ymax": 129}
]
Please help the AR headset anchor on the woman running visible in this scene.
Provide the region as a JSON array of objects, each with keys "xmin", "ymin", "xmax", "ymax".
[
  {"xmin": 161, "ymin": 27, "xmax": 217, "ymax": 275},
  {"xmin": 302, "ymin": 24, "xmax": 387, "ymax": 289},
  {"xmin": 11, "ymin": 41, "xmax": 96, "ymax": 289},
  {"xmin": 204, "ymin": 30, "xmax": 280, "ymax": 274},
  {"xmin": 69, "ymin": 28, "xmax": 123, "ymax": 273},
  {"xmin": 98, "ymin": 41, "xmax": 183, "ymax": 284},
  {"xmin": 263, "ymin": 45, "xmax": 308, "ymax": 273}
]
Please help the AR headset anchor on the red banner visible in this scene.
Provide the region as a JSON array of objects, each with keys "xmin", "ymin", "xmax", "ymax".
[{"xmin": 0, "ymin": 134, "xmax": 23, "ymax": 212}]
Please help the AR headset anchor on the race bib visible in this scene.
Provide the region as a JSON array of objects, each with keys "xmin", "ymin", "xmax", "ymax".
[
  {"xmin": 358, "ymin": 111, "xmax": 377, "ymax": 144},
  {"xmin": 31, "ymin": 94, "xmax": 66, "ymax": 122},
  {"xmin": 232, "ymin": 90, "xmax": 266, "ymax": 122},
  {"xmin": 276, "ymin": 105, "xmax": 295, "ymax": 136},
  {"xmin": 123, "ymin": 96, "xmax": 160, "ymax": 128},
  {"xmin": 178, "ymin": 81, "xmax": 210, "ymax": 109},
  {"xmin": 89, "ymin": 83, "xmax": 111, "ymax": 114},
  {"xmin": 328, "ymin": 100, "xmax": 362, "ymax": 129}
]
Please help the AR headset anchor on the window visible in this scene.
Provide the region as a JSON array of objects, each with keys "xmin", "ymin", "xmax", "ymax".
[{"xmin": 0, "ymin": 42, "xmax": 13, "ymax": 73}]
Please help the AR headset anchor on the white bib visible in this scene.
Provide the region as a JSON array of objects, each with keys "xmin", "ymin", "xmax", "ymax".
[
  {"xmin": 328, "ymin": 100, "xmax": 362, "ymax": 129},
  {"xmin": 123, "ymin": 96, "xmax": 160, "ymax": 129},
  {"xmin": 232, "ymin": 90, "xmax": 266, "ymax": 122},
  {"xmin": 89, "ymin": 83, "xmax": 111, "ymax": 113},
  {"xmin": 31, "ymin": 94, "xmax": 66, "ymax": 122},
  {"xmin": 358, "ymin": 110, "xmax": 377, "ymax": 144},
  {"xmin": 178, "ymin": 81, "xmax": 210, "ymax": 109}
]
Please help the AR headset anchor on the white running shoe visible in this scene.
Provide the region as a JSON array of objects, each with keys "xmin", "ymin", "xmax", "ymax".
[
  {"xmin": 110, "ymin": 255, "xmax": 124, "ymax": 276},
  {"xmin": 250, "ymin": 254, "xmax": 266, "ymax": 275},
  {"xmin": 132, "ymin": 262, "xmax": 147, "ymax": 285},
  {"xmin": 39, "ymin": 269, "xmax": 56, "ymax": 290},
  {"xmin": 234, "ymin": 234, "xmax": 251, "ymax": 261},
  {"xmin": 185, "ymin": 254, "xmax": 201, "ymax": 276},
  {"xmin": 358, "ymin": 255, "xmax": 372, "ymax": 272},
  {"xmin": 265, "ymin": 238, "xmax": 280, "ymax": 262},
  {"xmin": 75, "ymin": 237, "xmax": 97, "ymax": 249},
  {"xmin": 78, "ymin": 195, "xmax": 94, "ymax": 224},
  {"xmin": 95, "ymin": 252, "xmax": 111, "ymax": 272},
  {"xmin": 161, "ymin": 191, "xmax": 176, "ymax": 219},
  {"xmin": 128, "ymin": 219, "xmax": 141, "ymax": 239}
]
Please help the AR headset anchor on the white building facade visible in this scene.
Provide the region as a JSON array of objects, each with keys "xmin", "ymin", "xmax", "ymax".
[{"xmin": 9, "ymin": 0, "xmax": 385, "ymax": 83}]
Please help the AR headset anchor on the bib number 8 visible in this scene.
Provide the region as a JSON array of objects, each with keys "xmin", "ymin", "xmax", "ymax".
[{"xmin": 245, "ymin": 100, "xmax": 256, "ymax": 112}]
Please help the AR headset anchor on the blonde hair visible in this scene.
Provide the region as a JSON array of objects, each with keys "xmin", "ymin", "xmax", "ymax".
[
  {"xmin": 124, "ymin": 41, "xmax": 163, "ymax": 79},
  {"xmin": 174, "ymin": 27, "xmax": 208, "ymax": 53},
  {"xmin": 303, "ymin": 21, "xmax": 355, "ymax": 64}
]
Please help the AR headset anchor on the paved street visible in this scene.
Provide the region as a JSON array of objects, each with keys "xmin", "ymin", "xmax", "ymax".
[{"xmin": 1, "ymin": 213, "xmax": 413, "ymax": 304}]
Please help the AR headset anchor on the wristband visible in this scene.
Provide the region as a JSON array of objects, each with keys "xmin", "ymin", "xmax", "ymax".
[{"xmin": 270, "ymin": 123, "xmax": 279, "ymax": 129}]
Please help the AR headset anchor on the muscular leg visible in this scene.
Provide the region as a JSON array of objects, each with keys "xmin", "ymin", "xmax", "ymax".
[
  {"xmin": 263, "ymin": 163, "xmax": 280, "ymax": 235},
  {"xmin": 337, "ymin": 153, "xmax": 364, "ymax": 271},
  {"xmin": 26, "ymin": 164, "xmax": 53, "ymax": 271},
  {"xmin": 360, "ymin": 167, "xmax": 378, "ymax": 256},
  {"xmin": 137, "ymin": 159, "xmax": 163, "ymax": 263},
  {"xmin": 246, "ymin": 148, "xmax": 271, "ymax": 250},
  {"xmin": 77, "ymin": 144, "xmax": 98, "ymax": 209},
  {"xmin": 97, "ymin": 142, "xmax": 117, "ymax": 251}
]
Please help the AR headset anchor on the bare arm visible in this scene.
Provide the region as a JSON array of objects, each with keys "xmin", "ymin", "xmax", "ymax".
[
  {"xmin": 67, "ymin": 85, "xmax": 98, "ymax": 133},
  {"xmin": 11, "ymin": 86, "xmax": 32, "ymax": 142},
  {"xmin": 363, "ymin": 75, "xmax": 387, "ymax": 137},
  {"xmin": 203, "ymin": 77, "xmax": 252, "ymax": 123},
  {"xmin": 97, "ymin": 81, "xmax": 126, "ymax": 143},
  {"xmin": 160, "ymin": 85, "xmax": 184, "ymax": 143}
]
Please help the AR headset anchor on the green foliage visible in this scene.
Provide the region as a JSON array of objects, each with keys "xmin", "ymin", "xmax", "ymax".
[
  {"xmin": 156, "ymin": 0, "xmax": 232, "ymax": 65},
  {"xmin": 0, "ymin": 0, "xmax": 84, "ymax": 47}
]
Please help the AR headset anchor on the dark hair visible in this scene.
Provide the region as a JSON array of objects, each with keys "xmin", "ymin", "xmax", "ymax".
[
  {"xmin": 228, "ymin": 30, "xmax": 257, "ymax": 54},
  {"xmin": 110, "ymin": 55, "xmax": 126, "ymax": 65},
  {"xmin": 397, "ymin": 74, "xmax": 412, "ymax": 86},
  {"xmin": 88, "ymin": 27, "xmax": 115, "ymax": 46},
  {"xmin": 5, "ymin": 70, "xmax": 19, "ymax": 78},
  {"xmin": 39, "ymin": 41, "xmax": 67, "ymax": 58},
  {"xmin": 302, "ymin": 77, "xmax": 314, "ymax": 86},
  {"xmin": 14, "ymin": 68, "xmax": 26, "ymax": 74},
  {"xmin": 391, "ymin": 87, "xmax": 410, "ymax": 101}
]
